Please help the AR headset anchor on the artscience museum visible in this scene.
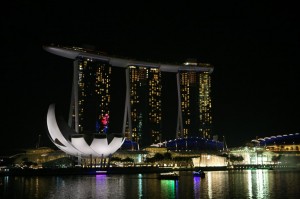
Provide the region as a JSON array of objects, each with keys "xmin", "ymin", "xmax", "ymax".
[{"xmin": 47, "ymin": 104, "xmax": 125, "ymax": 163}]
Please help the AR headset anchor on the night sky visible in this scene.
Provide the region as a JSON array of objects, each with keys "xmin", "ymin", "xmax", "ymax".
[{"xmin": 1, "ymin": 2, "xmax": 299, "ymax": 152}]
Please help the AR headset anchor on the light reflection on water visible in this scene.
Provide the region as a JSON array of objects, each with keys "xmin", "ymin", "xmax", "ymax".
[
  {"xmin": 138, "ymin": 174, "xmax": 142, "ymax": 198},
  {"xmin": 1, "ymin": 170, "xmax": 300, "ymax": 199},
  {"xmin": 193, "ymin": 175, "xmax": 201, "ymax": 198},
  {"xmin": 160, "ymin": 180, "xmax": 176, "ymax": 198}
]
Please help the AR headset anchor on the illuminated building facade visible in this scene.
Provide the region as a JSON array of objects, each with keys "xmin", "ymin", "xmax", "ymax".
[
  {"xmin": 226, "ymin": 133, "xmax": 300, "ymax": 168},
  {"xmin": 44, "ymin": 46, "xmax": 213, "ymax": 148},
  {"xmin": 177, "ymin": 61, "xmax": 213, "ymax": 139},
  {"xmin": 252, "ymin": 133, "xmax": 300, "ymax": 152},
  {"xmin": 70, "ymin": 58, "xmax": 112, "ymax": 134},
  {"xmin": 198, "ymin": 71, "xmax": 212, "ymax": 138},
  {"xmin": 128, "ymin": 66, "xmax": 162, "ymax": 146},
  {"xmin": 228, "ymin": 147, "xmax": 276, "ymax": 165}
]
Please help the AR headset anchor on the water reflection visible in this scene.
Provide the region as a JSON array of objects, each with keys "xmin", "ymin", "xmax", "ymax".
[
  {"xmin": 193, "ymin": 175, "xmax": 201, "ymax": 198},
  {"xmin": 245, "ymin": 169, "xmax": 270, "ymax": 198},
  {"xmin": 247, "ymin": 170, "xmax": 253, "ymax": 198},
  {"xmin": 160, "ymin": 180, "xmax": 177, "ymax": 198},
  {"xmin": 95, "ymin": 174, "xmax": 108, "ymax": 197},
  {"xmin": 138, "ymin": 174, "xmax": 142, "ymax": 198},
  {"xmin": 207, "ymin": 172, "xmax": 212, "ymax": 198},
  {"xmin": 1, "ymin": 170, "xmax": 300, "ymax": 198},
  {"xmin": 256, "ymin": 170, "xmax": 269, "ymax": 198}
]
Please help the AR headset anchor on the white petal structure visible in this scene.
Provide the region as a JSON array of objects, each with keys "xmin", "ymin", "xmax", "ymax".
[
  {"xmin": 46, "ymin": 104, "xmax": 125, "ymax": 158},
  {"xmin": 46, "ymin": 104, "xmax": 82, "ymax": 156}
]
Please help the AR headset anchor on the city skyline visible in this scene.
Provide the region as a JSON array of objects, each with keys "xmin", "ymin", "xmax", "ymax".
[{"xmin": 1, "ymin": 2, "xmax": 299, "ymax": 152}]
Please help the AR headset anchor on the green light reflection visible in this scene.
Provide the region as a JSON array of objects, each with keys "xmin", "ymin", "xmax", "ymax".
[{"xmin": 160, "ymin": 180, "xmax": 176, "ymax": 199}]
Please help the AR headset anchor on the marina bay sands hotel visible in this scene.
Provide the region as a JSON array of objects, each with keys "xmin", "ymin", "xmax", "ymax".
[{"xmin": 44, "ymin": 45, "xmax": 214, "ymax": 147}]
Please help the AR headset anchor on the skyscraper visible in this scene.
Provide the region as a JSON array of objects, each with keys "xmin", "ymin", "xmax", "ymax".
[
  {"xmin": 128, "ymin": 66, "xmax": 162, "ymax": 146},
  {"xmin": 177, "ymin": 61, "xmax": 213, "ymax": 139},
  {"xmin": 70, "ymin": 57, "xmax": 112, "ymax": 135},
  {"xmin": 44, "ymin": 45, "xmax": 213, "ymax": 148},
  {"xmin": 199, "ymin": 69, "xmax": 212, "ymax": 138}
]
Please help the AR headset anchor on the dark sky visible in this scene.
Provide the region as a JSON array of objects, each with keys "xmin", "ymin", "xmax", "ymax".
[{"xmin": 1, "ymin": 1, "xmax": 299, "ymax": 152}]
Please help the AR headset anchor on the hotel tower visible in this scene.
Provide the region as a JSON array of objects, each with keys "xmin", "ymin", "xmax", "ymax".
[
  {"xmin": 178, "ymin": 60, "xmax": 212, "ymax": 139},
  {"xmin": 44, "ymin": 46, "xmax": 213, "ymax": 147}
]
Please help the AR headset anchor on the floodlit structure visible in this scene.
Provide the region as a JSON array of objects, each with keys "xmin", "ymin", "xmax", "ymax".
[
  {"xmin": 192, "ymin": 154, "xmax": 227, "ymax": 167},
  {"xmin": 44, "ymin": 45, "xmax": 214, "ymax": 148},
  {"xmin": 228, "ymin": 146, "xmax": 276, "ymax": 165},
  {"xmin": 47, "ymin": 104, "xmax": 125, "ymax": 158},
  {"xmin": 252, "ymin": 133, "xmax": 300, "ymax": 151}
]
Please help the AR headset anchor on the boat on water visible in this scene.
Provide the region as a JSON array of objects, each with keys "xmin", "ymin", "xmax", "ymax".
[
  {"xmin": 158, "ymin": 171, "xmax": 179, "ymax": 180},
  {"xmin": 193, "ymin": 170, "xmax": 205, "ymax": 178}
]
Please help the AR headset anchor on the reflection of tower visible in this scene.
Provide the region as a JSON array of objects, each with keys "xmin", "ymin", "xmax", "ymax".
[
  {"xmin": 69, "ymin": 58, "xmax": 111, "ymax": 134},
  {"xmin": 176, "ymin": 59, "xmax": 213, "ymax": 139},
  {"xmin": 126, "ymin": 66, "xmax": 162, "ymax": 146}
]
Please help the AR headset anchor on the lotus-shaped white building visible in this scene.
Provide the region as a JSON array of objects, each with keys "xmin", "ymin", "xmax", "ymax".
[{"xmin": 47, "ymin": 104, "xmax": 125, "ymax": 158}]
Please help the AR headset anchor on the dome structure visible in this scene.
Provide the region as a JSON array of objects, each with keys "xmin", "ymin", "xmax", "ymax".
[
  {"xmin": 252, "ymin": 133, "xmax": 300, "ymax": 146},
  {"xmin": 46, "ymin": 104, "xmax": 125, "ymax": 158}
]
